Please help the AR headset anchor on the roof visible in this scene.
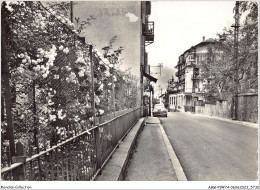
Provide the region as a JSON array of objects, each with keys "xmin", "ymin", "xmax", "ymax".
[{"xmin": 182, "ymin": 38, "xmax": 217, "ymax": 55}]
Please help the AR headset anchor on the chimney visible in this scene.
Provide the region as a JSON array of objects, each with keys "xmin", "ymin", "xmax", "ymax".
[{"xmin": 203, "ymin": 36, "xmax": 205, "ymax": 41}]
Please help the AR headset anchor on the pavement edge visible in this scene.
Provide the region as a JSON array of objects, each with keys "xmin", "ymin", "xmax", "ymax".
[
  {"xmin": 95, "ymin": 117, "xmax": 145, "ymax": 181},
  {"xmin": 158, "ymin": 122, "xmax": 188, "ymax": 181}
]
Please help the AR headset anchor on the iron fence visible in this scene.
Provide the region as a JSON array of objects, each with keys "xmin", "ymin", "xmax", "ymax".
[{"xmin": 1, "ymin": 107, "xmax": 142, "ymax": 181}]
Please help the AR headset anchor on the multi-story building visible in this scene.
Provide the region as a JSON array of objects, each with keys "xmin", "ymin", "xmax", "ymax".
[
  {"xmin": 141, "ymin": 1, "xmax": 156, "ymax": 115},
  {"xmin": 168, "ymin": 37, "xmax": 216, "ymax": 112}
]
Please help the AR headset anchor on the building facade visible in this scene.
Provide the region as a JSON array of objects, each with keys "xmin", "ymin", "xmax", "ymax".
[
  {"xmin": 168, "ymin": 37, "xmax": 216, "ymax": 112},
  {"xmin": 141, "ymin": 1, "xmax": 156, "ymax": 116}
]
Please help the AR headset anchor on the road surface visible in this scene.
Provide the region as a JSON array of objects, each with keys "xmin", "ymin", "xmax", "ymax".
[{"xmin": 160, "ymin": 112, "xmax": 258, "ymax": 181}]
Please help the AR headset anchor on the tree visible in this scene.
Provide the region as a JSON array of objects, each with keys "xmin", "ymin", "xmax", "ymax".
[{"xmin": 200, "ymin": 1, "xmax": 258, "ymax": 102}]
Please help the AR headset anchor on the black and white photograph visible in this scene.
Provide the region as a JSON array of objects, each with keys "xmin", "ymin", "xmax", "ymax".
[{"xmin": 1, "ymin": 0, "xmax": 258, "ymax": 189}]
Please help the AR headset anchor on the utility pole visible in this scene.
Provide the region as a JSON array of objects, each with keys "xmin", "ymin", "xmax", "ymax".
[{"xmin": 232, "ymin": 1, "xmax": 240, "ymax": 120}]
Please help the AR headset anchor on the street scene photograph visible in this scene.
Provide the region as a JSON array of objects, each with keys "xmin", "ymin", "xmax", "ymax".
[{"xmin": 1, "ymin": 0, "xmax": 258, "ymax": 189}]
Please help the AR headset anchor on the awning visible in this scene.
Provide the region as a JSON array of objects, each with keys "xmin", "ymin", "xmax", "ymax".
[{"xmin": 143, "ymin": 72, "xmax": 158, "ymax": 83}]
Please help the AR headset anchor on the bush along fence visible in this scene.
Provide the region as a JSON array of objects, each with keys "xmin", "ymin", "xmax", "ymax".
[{"xmin": 1, "ymin": 1, "xmax": 142, "ymax": 180}]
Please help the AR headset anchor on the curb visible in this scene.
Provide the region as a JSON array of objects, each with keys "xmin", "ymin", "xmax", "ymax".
[
  {"xmin": 158, "ymin": 122, "xmax": 188, "ymax": 181},
  {"xmin": 181, "ymin": 112, "xmax": 258, "ymax": 129},
  {"xmin": 95, "ymin": 118, "xmax": 145, "ymax": 181}
]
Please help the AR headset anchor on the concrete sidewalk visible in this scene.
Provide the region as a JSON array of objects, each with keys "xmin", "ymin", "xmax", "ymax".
[
  {"xmin": 124, "ymin": 117, "xmax": 178, "ymax": 181},
  {"xmin": 95, "ymin": 118, "xmax": 145, "ymax": 181},
  {"xmin": 95, "ymin": 117, "xmax": 185, "ymax": 181}
]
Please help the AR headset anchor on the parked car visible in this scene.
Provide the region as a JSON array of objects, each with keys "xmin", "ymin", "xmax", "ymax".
[{"xmin": 152, "ymin": 104, "xmax": 168, "ymax": 117}]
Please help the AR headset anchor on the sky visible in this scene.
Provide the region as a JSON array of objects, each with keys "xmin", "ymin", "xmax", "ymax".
[
  {"xmin": 72, "ymin": 1, "xmax": 141, "ymax": 76},
  {"xmin": 147, "ymin": 1, "xmax": 236, "ymax": 98}
]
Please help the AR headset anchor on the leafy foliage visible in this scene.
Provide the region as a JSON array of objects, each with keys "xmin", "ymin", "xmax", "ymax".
[
  {"xmin": 1, "ymin": 1, "xmax": 140, "ymax": 169},
  {"xmin": 200, "ymin": 1, "xmax": 258, "ymax": 101}
]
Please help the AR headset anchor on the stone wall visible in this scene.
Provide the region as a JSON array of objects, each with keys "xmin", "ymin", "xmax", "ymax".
[
  {"xmin": 195, "ymin": 93, "xmax": 258, "ymax": 123},
  {"xmin": 195, "ymin": 101, "xmax": 231, "ymax": 119},
  {"xmin": 237, "ymin": 93, "xmax": 258, "ymax": 123}
]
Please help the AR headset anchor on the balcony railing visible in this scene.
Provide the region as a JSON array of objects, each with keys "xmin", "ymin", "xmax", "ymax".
[
  {"xmin": 143, "ymin": 22, "xmax": 154, "ymax": 44},
  {"xmin": 192, "ymin": 88, "xmax": 201, "ymax": 93},
  {"xmin": 192, "ymin": 75, "xmax": 201, "ymax": 80}
]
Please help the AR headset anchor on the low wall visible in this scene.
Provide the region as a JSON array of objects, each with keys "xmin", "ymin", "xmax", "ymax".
[
  {"xmin": 237, "ymin": 93, "xmax": 258, "ymax": 123},
  {"xmin": 195, "ymin": 101, "xmax": 231, "ymax": 119},
  {"xmin": 195, "ymin": 93, "xmax": 258, "ymax": 123}
]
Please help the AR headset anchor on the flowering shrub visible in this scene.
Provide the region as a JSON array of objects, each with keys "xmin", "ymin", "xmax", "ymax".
[{"xmin": 1, "ymin": 1, "xmax": 140, "ymax": 168}]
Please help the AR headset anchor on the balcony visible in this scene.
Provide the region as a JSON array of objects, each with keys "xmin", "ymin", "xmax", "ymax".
[
  {"xmin": 143, "ymin": 21, "xmax": 154, "ymax": 45},
  {"xmin": 179, "ymin": 78, "xmax": 185, "ymax": 83},
  {"xmin": 192, "ymin": 75, "xmax": 201, "ymax": 80},
  {"xmin": 192, "ymin": 88, "xmax": 200, "ymax": 93}
]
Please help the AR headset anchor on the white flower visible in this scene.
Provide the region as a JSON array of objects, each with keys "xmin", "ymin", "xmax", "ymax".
[
  {"xmin": 40, "ymin": 21, "xmax": 46, "ymax": 27},
  {"xmin": 76, "ymin": 57, "xmax": 85, "ymax": 64},
  {"xmin": 54, "ymin": 75, "xmax": 59, "ymax": 79},
  {"xmin": 98, "ymin": 84, "xmax": 104, "ymax": 90},
  {"xmin": 6, "ymin": 4, "xmax": 14, "ymax": 12},
  {"xmin": 19, "ymin": 53, "xmax": 24, "ymax": 58},
  {"xmin": 25, "ymin": 55, "xmax": 30, "ymax": 60},
  {"xmin": 33, "ymin": 65, "xmax": 41, "ymax": 72},
  {"xmin": 59, "ymin": 45, "xmax": 64, "ymax": 51},
  {"xmin": 48, "ymin": 99, "xmax": 54, "ymax": 106},
  {"xmin": 95, "ymin": 96, "xmax": 100, "ymax": 105},
  {"xmin": 99, "ymin": 109, "xmax": 104, "ymax": 115},
  {"xmin": 49, "ymin": 114, "xmax": 56, "ymax": 121},
  {"xmin": 78, "ymin": 70, "xmax": 85, "ymax": 77},
  {"xmin": 22, "ymin": 59, "xmax": 27, "ymax": 64},
  {"xmin": 105, "ymin": 70, "xmax": 110, "ymax": 77},
  {"xmin": 37, "ymin": 58, "xmax": 42, "ymax": 63},
  {"xmin": 17, "ymin": 67, "xmax": 24, "ymax": 74},
  {"xmin": 31, "ymin": 59, "xmax": 37, "ymax": 65},
  {"xmin": 65, "ymin": 66, "xmax": 71, "ymax": 71},
  {"xmin": 109, "ymin": 64, "xmax": 114, "ymax": 68},
  {"xmin": 63, "ymin": 47, "xmax": 69, "ymax": 54},
  {"xmin": 57, "ymin": 109, "xmax": 66, "ymax": 120},
  {"xmin": 42, "ymin": 73, "xmax": 48, "ymax": 78}
]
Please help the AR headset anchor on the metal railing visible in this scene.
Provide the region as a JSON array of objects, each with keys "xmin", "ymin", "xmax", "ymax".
[{"xmin": 1, "ymin": 107, "xmax": 142, "ymax": 181}]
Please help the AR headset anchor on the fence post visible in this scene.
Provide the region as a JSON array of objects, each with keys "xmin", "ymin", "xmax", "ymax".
[
  {"xmin": 94, "ymin": 128, "xmax": 102, "ymax": 174},
  {"xmin": 90, "ymin": 45, "xmax": 102, "ymax": 173},
  {"xmin": 12, "ymin": 141, "xmax": 26, "ymax": 180}
]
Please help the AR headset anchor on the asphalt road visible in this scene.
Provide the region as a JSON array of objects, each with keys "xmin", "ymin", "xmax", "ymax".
[{"xmin": 160, "ymin": 112, "xmax": 258, "ymax": 181}]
